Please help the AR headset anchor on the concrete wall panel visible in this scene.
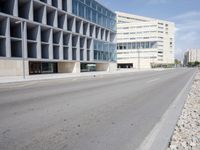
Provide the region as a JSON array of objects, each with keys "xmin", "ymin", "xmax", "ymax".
[{"xmin": 0, "ymin": 59, "xmax": 28, "ymax": 76}]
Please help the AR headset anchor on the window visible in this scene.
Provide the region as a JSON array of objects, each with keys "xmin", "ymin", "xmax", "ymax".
[
  {"xmin": 141, "ymin": 42, "xmax": 145, "ymax": 48},
  {"xmin": 85, "ymin": 0, "xmax": 91, "ymax": 6},
  {"xmin": 137, "ymin": 43, "xmax": 140, "ymax": 49},
  {"xmin": 72, "ymin": 0, "xmax": 78, "ymax": 15},
  {"xmin": 79, "ymin": 3, "xmax": 85, "ymax": 18},
  {"xmin": 86, "ymin": 6, "xmax": 91, "ymax": 20},
  {"xmin": 97, "ymin": 5, "xmax": 102, "ymax": 13},
  {"xmin": 92, "ymin": 1, "xmax": 97, "ymax": 9},
  {"xmin": 98, "ymin": 13, "xmax": 102, "ymax": 25},
  {"xmin": 103, "ymin": 16, "xmax": 107, "ymax": 27},
  {"xmin": 145, "ymin": 42, "xmax": 150, "ymax": 48},
  {"xmin": 92, "ymin": 10, "xmax": 97, "ymax": 23},
  {"xmin": 128, "ymin": 43, "xmax": 131, "ymax": 49}
]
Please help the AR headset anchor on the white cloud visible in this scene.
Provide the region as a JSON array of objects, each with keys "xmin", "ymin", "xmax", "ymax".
[
  {"xmin": 146, "ymin": 0, "xmax": 168, "ymax": 4},
  {"xmin": 169, "ymin": 11, "xmax": 200, "ymax": 60},
  {"xmin": 171, "ymin": 11, "xmax": 200, "ymax": 21}
]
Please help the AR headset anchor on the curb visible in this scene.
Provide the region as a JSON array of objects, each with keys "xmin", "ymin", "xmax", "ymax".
[
  {"xmin": 0, "ymin": 69, "xmax": 162, "ymax": 85},
  {"xmin": 137, "ymin": 69, "xmax": 197, "ymax": 150}
]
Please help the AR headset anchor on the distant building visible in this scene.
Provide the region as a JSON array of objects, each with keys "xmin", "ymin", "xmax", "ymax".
[
  {"xmin": 0, "ymin": 0, "xmax": 117, "ymax": 76},
  {"xmin": 116, "ymin": 12, "xmax": 175, "ymax": 69},
  {"xmin": 184, "ymin": 49, "xmax": 200, "ymax": 65}
]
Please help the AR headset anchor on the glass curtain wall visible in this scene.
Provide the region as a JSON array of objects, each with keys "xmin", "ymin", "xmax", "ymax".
[
  {"xmin": 72, "ymin": 0, "xmax": 116, "ymax": 30},
  {"xmin": 94, "ymin": 40, "xmax": 116, "ymax": 62}
]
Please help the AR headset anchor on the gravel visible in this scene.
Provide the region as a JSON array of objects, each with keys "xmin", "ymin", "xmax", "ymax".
[{"xmin": 167, "ymin": 68, "xmax": 200, "ymax": 150}]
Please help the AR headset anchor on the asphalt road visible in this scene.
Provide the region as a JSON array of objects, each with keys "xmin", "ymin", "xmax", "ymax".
[{"xmin": 0, "ymin": 68, "xmax": 195, "ymax": 150}]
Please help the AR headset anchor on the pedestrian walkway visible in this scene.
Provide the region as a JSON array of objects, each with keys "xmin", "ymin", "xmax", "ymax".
[{"xmin": 0, "ymin": 68, "xmax": 165, "ymax": 84}]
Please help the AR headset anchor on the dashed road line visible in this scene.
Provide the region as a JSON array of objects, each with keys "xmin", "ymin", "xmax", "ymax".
[{"xmin": 146, "ymin": 78, "xmax": 160, "ymax": 83}]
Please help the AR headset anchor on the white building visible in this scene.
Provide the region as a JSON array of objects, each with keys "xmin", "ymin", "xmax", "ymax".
[
  {"xmin": 116, "ymin": 11, "xmax": 175, "ymax": 69},
  {"xmin": 184, "ymin": 49, "xmax": 200, "ymax": 65}
]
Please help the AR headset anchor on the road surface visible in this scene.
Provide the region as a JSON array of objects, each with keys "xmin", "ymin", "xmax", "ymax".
[{"xmin": 0, "ymin": 68, "xmax": 195, "ymax": 150}]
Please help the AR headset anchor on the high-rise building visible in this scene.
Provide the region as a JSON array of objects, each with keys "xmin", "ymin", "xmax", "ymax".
[
  {"xmin": 184, "ymin": 49, "xmax": 200, "ymax": 65},
  {"xmin": 116, "ymin": 11, "xmax": 175, "ymax": 69},
  {"xmin": 0, "ymin": 0, "xmax": 117, "ymax": 76}
]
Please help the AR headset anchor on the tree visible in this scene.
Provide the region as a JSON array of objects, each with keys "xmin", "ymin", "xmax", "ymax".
[{"xmin": 175, "ymin": 59, "xmax": 181, "ymax": 65}]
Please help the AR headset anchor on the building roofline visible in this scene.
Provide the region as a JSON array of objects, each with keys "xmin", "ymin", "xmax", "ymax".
[
  {"xmin": 95, "ymin": 0, "xmax": 116, "ymax": 15},
  {"xmin": 116, "ymin": 11, "xmax": 175, "ymax": 25}
]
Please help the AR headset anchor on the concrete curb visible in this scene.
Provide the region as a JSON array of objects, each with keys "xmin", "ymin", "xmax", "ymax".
[
  {"xmin": 0, "ymin": 69, "xmax": 164, "ymax": 84},
  {"xmin": 137, "ymin": 69, "xmax": 197, "ymax": 150}
]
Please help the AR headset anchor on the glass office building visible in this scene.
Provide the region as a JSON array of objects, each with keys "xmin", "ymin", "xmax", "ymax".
[
  {"xmin": 72, "ymin": 0, "xmax": 117, "ymax": 63},
  {"xmin": 0, "ymin": 0, "xmax": 117, "ymax": 76}
]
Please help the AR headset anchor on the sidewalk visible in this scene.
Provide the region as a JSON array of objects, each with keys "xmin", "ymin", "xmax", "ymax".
[{"xmin": 0, "ymin": 68, "xmax": 165, "ymax": 84}]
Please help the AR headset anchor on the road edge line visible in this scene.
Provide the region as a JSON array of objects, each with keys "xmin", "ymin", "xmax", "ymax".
[{"xmin": 137, "ymin": 69, "xmax": 197, "ymax": 150}]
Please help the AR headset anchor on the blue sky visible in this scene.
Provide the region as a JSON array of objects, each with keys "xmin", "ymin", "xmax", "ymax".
[{"xmin": 98, "ymin": 0, "xmax": 200, "ymax": 60}]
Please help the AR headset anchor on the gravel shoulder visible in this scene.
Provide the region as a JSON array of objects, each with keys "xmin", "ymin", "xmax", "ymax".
[{"xmin": 168, "ymin": 68, "xmax": 200, "ymax": 150}]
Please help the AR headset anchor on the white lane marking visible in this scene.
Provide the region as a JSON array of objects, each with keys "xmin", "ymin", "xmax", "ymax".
[{"xmin": 146, "ymin": 78, "xmax": 160, "ymax": 83}]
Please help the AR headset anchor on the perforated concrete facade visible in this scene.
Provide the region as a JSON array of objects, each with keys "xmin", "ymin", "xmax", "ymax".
[{"xmin": 0, "ymin": 0, "xmax": 117, "ymax": 76}]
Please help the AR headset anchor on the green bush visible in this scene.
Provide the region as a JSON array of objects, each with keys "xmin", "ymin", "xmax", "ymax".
[{"xmin": 188, "ymin": 61, "xmax": 200, "ymax": 67}]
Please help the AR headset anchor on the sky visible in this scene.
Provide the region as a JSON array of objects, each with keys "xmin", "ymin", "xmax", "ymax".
[{"xmin": 98, "ymin": 0, "xmax": 200, "ymax": 61}]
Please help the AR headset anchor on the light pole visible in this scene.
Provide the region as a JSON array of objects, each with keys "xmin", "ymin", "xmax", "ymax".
[{"xmin": 15, "ymin": 20, "xmax": 26, "ymax": 79}]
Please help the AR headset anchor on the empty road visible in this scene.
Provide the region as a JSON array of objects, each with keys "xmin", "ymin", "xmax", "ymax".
[{"xmin": 0, "ymin": 68, "xmax": 195, "ymax": 150}]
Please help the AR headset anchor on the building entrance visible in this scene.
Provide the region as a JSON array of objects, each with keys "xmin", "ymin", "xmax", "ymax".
[
  {"xmin": 118, "ymin": 63, "xmax": 133, "ymax": 68},
  {"xmin": 81, "ymin": 63, "xmax": 96, "ymax": 72},
  {"xmin": 29, "ymin": 62, "xmax": 58, "ymax": 75}
]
